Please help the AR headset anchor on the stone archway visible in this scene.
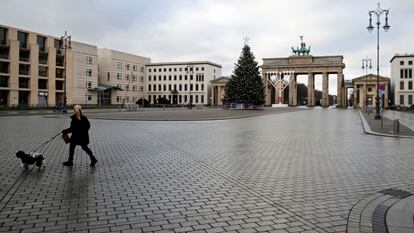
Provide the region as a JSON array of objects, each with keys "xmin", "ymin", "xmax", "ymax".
[{"xmin": 262, "ymin": 55, "xmax": 346, "ymax": 107}]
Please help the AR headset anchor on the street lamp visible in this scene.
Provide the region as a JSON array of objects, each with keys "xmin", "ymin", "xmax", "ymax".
[
  {"xmin": 362, "ymin": 57, "xmax": 372, "ymax": 112},
  {"xmin": 367, "ymin": 3, "xmax": 390, "ymax": 119},
  {"xmin": 186, "ymin": 65, "xmax": 194, "ymax": 109},
  {"xmin": 60, "ymin": 31, "xmax": 71, "ymax": 113}
]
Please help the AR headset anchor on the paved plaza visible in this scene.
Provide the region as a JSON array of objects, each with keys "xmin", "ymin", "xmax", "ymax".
[{"xmin": 0, "ymin": 108, "xmax": 413, "ymax": 233}]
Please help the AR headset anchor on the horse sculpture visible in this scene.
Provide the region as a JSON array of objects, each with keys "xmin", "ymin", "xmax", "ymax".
[{"xmin": 291, "ymin": 37, "xmax": 311, "ymax": 55}]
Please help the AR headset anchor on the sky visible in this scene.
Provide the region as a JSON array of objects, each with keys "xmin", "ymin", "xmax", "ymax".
[{"xmin": 1, "ymin": 0, "xmax": 413, "ymax": 94}]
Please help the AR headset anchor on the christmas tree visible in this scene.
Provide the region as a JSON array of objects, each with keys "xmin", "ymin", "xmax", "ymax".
[{"xmin": 224, "ymin": 43, "xmax": 265, "ymax": 105}]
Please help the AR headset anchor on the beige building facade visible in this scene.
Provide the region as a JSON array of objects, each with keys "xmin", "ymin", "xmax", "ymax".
[
  {"xmin": 97, "ymin": 49, "xmax": 150, "ymax": 106},
  {"xmin": 146, "ymin": 61, "xmax": 222, "ymax": 105},
  {"xmin": 348, "ymin": 74, "xmax": 390, "ymax": 108},
  {"xmin": 390, "ymin": 54, "xmax": 414, "ymax": 106},
  {"xmin": 210, "ymin": 76, "xmax": 230, "ymax": 106},
  {"xmin": 0, "ymin": 24, "xmax": 98, "ymax": 108}
]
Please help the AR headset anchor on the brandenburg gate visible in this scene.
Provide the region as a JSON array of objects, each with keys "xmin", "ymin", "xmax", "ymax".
[{"xmin": 261, "ymin": 38, "xmax": 346, "ymax": 107}]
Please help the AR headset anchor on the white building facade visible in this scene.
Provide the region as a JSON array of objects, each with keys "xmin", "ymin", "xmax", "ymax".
[
  {"xmin": 97, "ymin": 48, "xmax": 150, "ymax": 105},
  {"xmin": 146, "ymin": 61, "xmax": 222, "ymax": 105},
  {"xmin": 390, "ymin": 54, "xmax": 414, "ymax": 106}
]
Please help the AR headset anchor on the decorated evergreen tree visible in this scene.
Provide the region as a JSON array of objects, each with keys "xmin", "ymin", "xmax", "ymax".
[{"xmin": 224, "ymin": 44, "xmax": 265, "ymax": 105}]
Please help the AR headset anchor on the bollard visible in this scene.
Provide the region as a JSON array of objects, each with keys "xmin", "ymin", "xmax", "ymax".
[{"xmin": 393, "ymin": 119, "xmax": 400, "ymax": 134}]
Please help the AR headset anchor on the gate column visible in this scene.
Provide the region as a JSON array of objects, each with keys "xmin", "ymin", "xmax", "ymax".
[
  {"xmin": 322, "ymin": 72, "xmax": 329, "ymax": 107},
  {"xmin": 307, "ymin": 72, "xmax": 315, "ymax": 106}
]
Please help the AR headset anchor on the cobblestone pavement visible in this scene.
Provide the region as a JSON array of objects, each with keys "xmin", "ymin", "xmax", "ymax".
[{"xmin": 0, "ymin": 109, "xmax": 413, "ymax": 233}]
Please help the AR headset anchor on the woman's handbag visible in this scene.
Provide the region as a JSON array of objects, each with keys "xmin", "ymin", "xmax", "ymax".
[{"xmin": 62, "ymin": 134, "xmax": 71, "ymax": 144}]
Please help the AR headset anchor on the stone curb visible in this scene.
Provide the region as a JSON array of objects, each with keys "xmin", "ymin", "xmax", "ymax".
[{"xmin": 358, "ymin": 111, "xmax": 414, "ymax": 139}]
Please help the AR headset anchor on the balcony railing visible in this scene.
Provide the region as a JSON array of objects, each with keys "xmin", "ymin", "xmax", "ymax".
[{"xmin": 19, "ymin": 48, "xmax": 30, "ymax": 62}]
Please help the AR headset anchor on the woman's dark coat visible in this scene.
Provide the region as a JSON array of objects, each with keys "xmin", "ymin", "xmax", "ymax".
[{"xmin": 62, "ymin": 114, "xmax": 91, "ymax": 145}]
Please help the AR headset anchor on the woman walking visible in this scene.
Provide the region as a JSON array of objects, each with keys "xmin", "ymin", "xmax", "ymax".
[{"xmin": 62, "ymin": 105, "xmax": 97, "ymax": 166}]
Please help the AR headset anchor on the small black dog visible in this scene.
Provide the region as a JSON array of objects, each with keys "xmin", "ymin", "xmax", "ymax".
[{"xmin": 16, "ymin": 151, "xmax": 45, "ymax": 169}]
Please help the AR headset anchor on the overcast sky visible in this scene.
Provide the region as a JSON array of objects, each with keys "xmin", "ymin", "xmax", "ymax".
[{"xmin": 1, "ymin": 0, "xmax": 413, "ymax": 94}]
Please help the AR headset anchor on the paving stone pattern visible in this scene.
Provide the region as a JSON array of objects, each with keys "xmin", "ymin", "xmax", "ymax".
[{"xmin": 0, "ymin": 109, "xmax": 413, "ymax": 232}]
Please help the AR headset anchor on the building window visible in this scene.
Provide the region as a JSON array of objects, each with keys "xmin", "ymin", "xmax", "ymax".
[
  {"xmin": 400, "ymin": 95, "xmax": 405, "ymax": 105},
  {"xmin": 125, "ymin": 74, "xmax": 130, "ymax": 81},
  {"xmin": 201, "ymin": 84, "xmax": 204, "ymax": 91},
  {"xmin": 179, "ymin": 75, "xmax": 182, "ymax": 81},
  {"xmin": 195, "ymin": 84, "xmax": 199, "ymax": 91},
  {"xmin": 169, "ymin": 75, "xmax": 171, "ymax": 81},
  {"xmin": 148, "ymin": 75, "xmax": 151, "ymax": 81},
  {"xmin": 201, "ymin": 67, "xmax": 204, "ymax": 71},
  {"xmin": 201, "ymin": 95, "xmax": 204, "ymax": 103},
  {"xmin": 86, "ymin": 81, "xmax": 92, "ymax": 89},
  {"xmin": 88, "ymin": 95, "xmax": 92, "ymax": 101},
  {"xmin": 409, "ymin": 95, "xmax": 413, "ymax": 105},
  {"xmin": 86, "ymin": 56, "xmax": 93, "ymax": 65},
  {"xmin": 195, "ymin": 95, "xmax": 198, "ymax": 103},
  {"xmin": 153, "ymin": 84, "xmax": 156, "ymax": 91},
  {"xmin": 19, "ymin": 77, "xmax": 29, "ymax": 88},
  {"xmin": 400, "ymin": 61, "xmax": 404, "ymax": 66},
  {"xmin": 117, "ymin": 62, "xmax": 122, "ymax": 70},
  {"xmin": 148, "ymin": 68, "xmax": 152, "ymax": 72},
  {"xmin": 0, "ymin": 75, "xmax": 8, "ymax": 87},
  {"xmin": 163, "ymin": 75, "xmax": 166, "ymax": 81},
  {"xmin": 184, "ymin": 84, "xmax": 187, "ymax": 91},
  {"xmin": 38, "ymin": 79, "xmax": 48, "ymax": 89},
  {"xmin": 107, "ymin": 72, "xmax": 110, "ymax": 81},
  {"xmin": 0, "ymin": 27, "xmax": 6, "ymax": 45},
  {"xmin": 140, "ymin": 86, "xmax": 144, "ymax": 92},
  {"xmin": 148, "ymin": 85, "xmax": 151, "ymax": 91},
  {"xmin": 179, "ymin": 68, "xmax": 182, "ymax": 72},
  {"xmin": 117, "ymin": 96, "xmax": 121, "ymax": 103},
  {"xmin": 133, "ymin": 65, "xmax": 137, "ymax": 71},
  {"xmin": 409, "ymin": 61, "xmax": 413, "ymax": 65},
  {"xmin": 17, "ymin": 31, "xmax": 28, "ymax": 49},
  {"xmin": 39, "ymin": 66, "xmax": 48, "ymax": 77},
  {"xmin": 159, "ymin": 84, "xmax": 161, "ymax": 91},
  {"xmin": 400, "ymin": 81, "xmax": 404, "ymax": 90},
  {"xmin": 117, "ymin": 84, "xmax": 122, "ymax": 89},
  {"xmin": 400, "ymin": 69, "xmax": 404, "ymax": 79},
  {"xmin": 169, "ymin": 68, "xmax": 172, "ymax": 72},
  {"xmin": 179, "ymin": 84, "xmax": 182, "ymax": 91},
  {"xmin": 126, "ymin": 64, "xmax": 130, "ymax": 70},
  {"xmin": 117, "ymin": 73, "xmax": 122, "ymax": 80},
  {"xmin": 125, "ymin": 84, "xmax": 129, "ymax": 91},
  {"xmin": 409, "ymin": 69, "xmax": 413, "ymax": 78},
  {"xmin": 168, "ymin": 84, "xmax": 171, "ymax": 91},
  {"xmin": 37, "ymin": 36, "xmax": 46, "ymax": 52},
  {"xmin": 86, "ymin": 69, "xmax": 92, "ymax": 77},
  {"xmin": 409, "ymin": 81, "xmax": 413, "ymax": 90},
  {"xmin": 158, "ymin": 68, "xmax": 162, "ymax": 72},
  {"xmin": 133, "ymin": 85, "xmax": 137, "ymax": 91},
  {"xmin": 174, "ymin": 68, "xmax": 177, "ymax": 72},
  {"xmin": 163, "ymin": 84, "xmax": 166, "ymax": 91},
  {"xmin": 164, "ymin": 68, "xmax": 166, "ymax": 72}
]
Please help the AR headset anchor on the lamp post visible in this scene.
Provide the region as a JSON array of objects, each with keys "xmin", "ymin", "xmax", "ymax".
[
  {"xmin": 362, "ymin": 57, "xmax": 372, "ymax": 113},
  {"xmin": 367, "ymin": 3, "xmax": 390, "ymax": 119},
  {"xmin": 186, "ymin": 65, "xmax": 194, "ymax": 109},
  {"xmin": 60, "ymin": 31, "xmax": 71, "ymax": 113}
]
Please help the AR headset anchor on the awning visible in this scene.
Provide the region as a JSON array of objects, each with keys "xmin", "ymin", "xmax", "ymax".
[{"xmin": 92, "ymin": 84, "xmax": 123, "ymax": 92}]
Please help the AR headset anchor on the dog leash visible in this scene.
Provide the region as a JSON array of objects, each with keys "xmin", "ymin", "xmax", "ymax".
[{"xmin": 32, "ymin": 131, "xmax": 62, "ymax": 153}]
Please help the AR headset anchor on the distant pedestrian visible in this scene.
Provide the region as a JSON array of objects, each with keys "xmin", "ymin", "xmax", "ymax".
[{"xmin": 62, "ymin": 105, "xmax": 97, "ymax": 166}]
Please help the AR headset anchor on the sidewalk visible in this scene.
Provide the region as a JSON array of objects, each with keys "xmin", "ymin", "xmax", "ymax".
[{"xmin": 359, "ymin": 110, "xmax": 414, "ymax": 138}]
